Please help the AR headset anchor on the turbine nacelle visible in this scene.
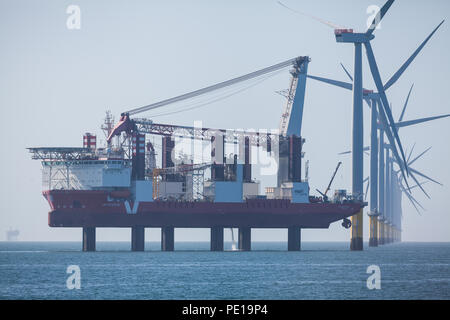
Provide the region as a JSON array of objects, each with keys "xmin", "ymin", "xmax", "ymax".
[
  {"xmin": 335, "ymin": 31, "xmax": 374, "ymax": 43},
  {"xmin": 334, "ymin": 29, "xmax": 354, "ymax": 35}
]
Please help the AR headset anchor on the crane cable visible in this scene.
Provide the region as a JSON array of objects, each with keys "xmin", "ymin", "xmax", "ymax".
[
  {"xmin": 147, "ymin": 68, "xmax": 286, "ymax": 118},
  {"xmin": 124, "ymin": 56, "xmax": 305, "ymax": 115}
]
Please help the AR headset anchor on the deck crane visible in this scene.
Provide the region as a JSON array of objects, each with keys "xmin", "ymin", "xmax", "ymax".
[
  {"xmin": 314, "ymin": 161, "xmax": 350, "ymax": 229},
  {"xmin": 316, "ymin": 161, "xmax": 342, "ymax": 200}
]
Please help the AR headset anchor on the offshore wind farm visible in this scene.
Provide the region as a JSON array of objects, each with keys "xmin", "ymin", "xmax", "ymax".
[
  {"xmin": 1, "ymin": 0, "xmax": 450, "ymax": 301},
  {"xmin": 24, "ymin": 0, "xmax": 448, "ymax": 252}
]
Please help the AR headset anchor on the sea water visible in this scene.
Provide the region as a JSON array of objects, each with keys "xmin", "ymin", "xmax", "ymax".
[{"xmin": 0, "ymin": 242, "xmax": 449, "ymax": 300}]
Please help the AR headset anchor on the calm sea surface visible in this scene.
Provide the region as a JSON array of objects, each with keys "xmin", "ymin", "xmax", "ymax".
[{"xmin": 0, "ymin": 242, "xmax": 449, "ymax": 300}]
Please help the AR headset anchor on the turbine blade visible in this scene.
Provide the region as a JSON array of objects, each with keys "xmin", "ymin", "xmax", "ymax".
[
  {"xmin": 398, "ymin": 175, "xmax": 409, "ymax": 192},
  {"xmin": 407, "ymin": 143, "xmax": 416, "ymax": 163},
  {"xmin": 381, "ymin": 116, "xmax": 410, "ymax": 192},
  {"xmin": 399, "ymin": 155, "xmax": 416, "ymax": 193},
  {"xmin": 277, "ymin": 1, "xmax": 346, "ymax": 29},
  {"xmin": 366, "ymin": 0, "xmax": 395, "ymax": 36},
  {"xmin": 408, "ymin": 147, "xmax": 432, "ymax": 166},
  {"xmin": 409, "ymin": 181, "xmax": 429, "ymax": 191},
  {"xmin": 399, "ymin": 84, "xmax": 414, "ymax": 122},
  {"xmin": 409, "ymin": 167, "xmax": 443, "ymax": 186},
  {"xmin": 340, "ymin": 63, "xmax": 353, "ymax": 81},
  {"xmin": 365, "ymin": 42, "xmax": 409, "ymax": 178},
  {"xmin": 397, "ymin": 168, "xmax": 411, "ymax": 195},
  {"xmin": 404, "ymin": 183, "xmax": 426, "ymax": 211},
  {"xmin": 307, "ymin": 75, "xmax": 353, "ymax": 90},
  {"xmin": 396, "ymin": 114, "xmax": 450, "ymax": 128},
  {"xmin": 338, "ymin": 146, "xmax": 370, "ymax": 155},
  {"xmin": 409, "ymin": 198, "xmax": 421, "ymax": 215},
  {"xmin": 384, "ymin": 20, "xmax": 445, "ymax": 91},
  {"xmin": 409, "ymin": 194, "xmax": 426, "ymax": 211},
  {"xmin": 308, "ymin": 74, "xmax": 373, "ymax": 95},
  {"xmin": 393, "ymin": 156, "xmax": 434, "ymax": 191},
  {"xmin": 409, "ymin": 170, "xmax": 431, "ymax": 199},
  {"xmin": 378, "ymin": 108, "xmax": 409, "ymax": 189},
  {"xmin": 402, "ymin": 185, "xmax": 424, "ymax": 214}
]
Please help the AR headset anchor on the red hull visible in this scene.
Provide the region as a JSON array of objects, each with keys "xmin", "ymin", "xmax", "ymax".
[{"xmin": 44, "ymin": 190, "xmax": 362, "ymax": 228}]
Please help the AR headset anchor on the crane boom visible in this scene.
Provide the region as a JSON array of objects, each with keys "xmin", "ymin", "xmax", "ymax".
[
  {"xmin": 124, "ymin": 56, "xmax": 307, "ymax": 116},
  {"xmin": 133, "ymin": 118, "xmax": 277, "ymax": 148},
  {"xmin": 279, "ymin": 57, "xmax": 309, "ymax": 137},
  {"xmin": 107, "ymin": 114, "xmax": 279, "ymax": 147},
  {"xmin": 324, "ymin": 161, "xmax": 342, "ymax": 197}
]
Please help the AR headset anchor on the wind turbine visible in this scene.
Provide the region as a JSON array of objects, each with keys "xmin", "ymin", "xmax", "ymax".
[
  {"xmin": 288, "ymin": 0, "xmax": 408, "ymax": 250},
  {"xmin": 394, "ymin": 179, "xmax": 429, "ymax": 242},
  {"xmin": 390, "ymin": 144, "xmax": 443, "ymax": 243},
  {"xmin": 381, "ymin": 90, "xmax": 448, "ymax": 243},
  {"xmin": 307, "ymin": 12, "xmax": 445, "ymax": 245},
  {"xmin": 337, "ymin": 92, "xmax": 449, "ymax": 247},
  {"xmin": 382, "ymin": 142, "xmax": 443, "ymax": 244},
  {"xmin": 333, "ymin": 84, "xmax": 448, "ymax": 246},
  {"xmin": 278, "ymin": 0, "xmax": 444, "ymax": 250}
]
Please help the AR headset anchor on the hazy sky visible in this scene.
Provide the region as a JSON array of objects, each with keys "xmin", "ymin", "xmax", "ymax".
[{"xmin": 1, "ymin": 0, "xmax": 449, "ymax": 243}]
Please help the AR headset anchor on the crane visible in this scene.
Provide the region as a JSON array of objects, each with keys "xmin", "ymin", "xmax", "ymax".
[
  {"xmin": 316, "ymin": 161, "xmax": 342, "ymax": 200},
  {"xmin": 123, "ymin": 56, "xmax": 307, "ymax": 116},
  {"xmin": 104, "ymin": 56, "xmax": 310, "ymax": 185},
  {"xmin": 106, "ymin": 56, "xmax": 309, "ymax": 143}
]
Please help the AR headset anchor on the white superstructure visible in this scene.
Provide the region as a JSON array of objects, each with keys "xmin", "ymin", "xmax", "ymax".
[{"xmin": 41, "ymin": 159, "xmax": 132, "ymax": 190}]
